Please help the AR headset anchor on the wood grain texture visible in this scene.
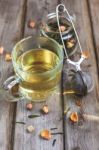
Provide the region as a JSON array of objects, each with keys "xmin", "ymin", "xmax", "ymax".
[
  {"xmin": 0, "ymin": 0, "xmax": 26, "ymax": 149},
  {"xmin": 88, "ymin": 0, "xmax": 99, "ymax": 73},
  {"xmin": 62, "ymin": 0, "xmax": 99, "ymax": 150},
  {"xmin": 13, "ymin": 0, "xmax": 64, "ymax": 150}
]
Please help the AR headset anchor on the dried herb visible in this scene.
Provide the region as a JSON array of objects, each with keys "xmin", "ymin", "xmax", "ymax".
[
  {"xmin": 51, "ymin": 132, "xmax": 63, "ymax": 135},
  {"xmin": 52, "ymin": 139, "xmax": 56, "ymax": 146},
  {"xmin": 16, "ymin": 121, "xmax": 25, "ymax": 125},
  {"xmin": 50, "ymin": 127, "xmax": 58, "ymax": 130},
  {"xmin": 28, "ymin": 114, "xmax": 41, "ymax": 118}
]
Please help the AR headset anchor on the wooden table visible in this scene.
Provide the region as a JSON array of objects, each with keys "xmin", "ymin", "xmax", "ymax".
[{"xmin": 0, "ymin": 0, "xmax": 99, "ymax": 149}]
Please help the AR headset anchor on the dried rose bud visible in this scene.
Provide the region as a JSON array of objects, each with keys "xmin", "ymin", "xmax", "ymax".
[
  {"xmin": 5, "ymin": 53, "xmax": 12, "ymax": 61},
  {"xmin": 27, "ymin": 125, "xmax": 35, "ymax": 133},
  {"xmin": 40, "ymin": 130, "xmax": 52, "ymax": 140},
  {"xmin": 82, "ymin": 50, "xmax": 90, "ymax": 58},
  {"xmin": 28, "ymin": 20, "xmax": 36, "ymax": 28},
  {"xmin": 59, "ymin": 25, "xmax": 66, "ymax": 32},
  {"xmin": 67, "ymin": 41, "xmax": 74, "ymax": 48},
  {"xmin": 42, "ymin": 105, "xmax": 49, "ymax": 114},
  {"xmin": 70, "ymin": 112, "xmax": 79, "ymax": 123},
  {"xmin": 0, "ymin": 46, "xmax": 4, "ymax": 54},
  {"xmin": 26, "ymin": 103, "xmax": 33, "ymax": 110}
]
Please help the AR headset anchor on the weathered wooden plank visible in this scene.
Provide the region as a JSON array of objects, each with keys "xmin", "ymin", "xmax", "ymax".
[
  {"xmin": 0, "ymin": 0, "xmax": 26, "ymax": 149},
  {"xmin": 13, "ymin": 0, "xmax": 64, "ymax": 150},
  {"xmin": 63, "ymin": 0, "xmax": 99, "ymax": 150},
  {"xmin": 88, "ymin": 0, "xmax": 99, "ymax": 73}
]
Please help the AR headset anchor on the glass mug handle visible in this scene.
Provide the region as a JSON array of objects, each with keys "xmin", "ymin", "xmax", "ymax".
[{"xmin": 3, "ymin": 76, "xmax": 24, "ymax": 102}]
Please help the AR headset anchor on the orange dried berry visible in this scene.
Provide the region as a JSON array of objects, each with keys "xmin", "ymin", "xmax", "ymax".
[
  {"xmin": 40, "ymin": 130, "xmax": 52, "ymax": 140},
  {"xmin": 59, "ymin": 25, "xmax": 66, "ymax": 32},
  {"xmin": 42, "ymin": 105, "xmax": 49, "ymax": 114},
  {"xmin": 28, "ymin": 20, "xmax": 36, "ymax": 28},
  {"xmin": 0, "ymin": 46, "xmax": 4, "ymax": 54},
  {"xmin": 5, "ymin": 53, "xmax": 12, "ymax": 61},
  {"xmin": 26, "ymin": 103, "xmax": 33, "ymax": 110},
  {"xmin": 82, "ymin": 50, "xmax": 90, "ymax": 58},
  {"xmin": 70, "ymin": 112, "xmax": 79, "ymax": 123}
]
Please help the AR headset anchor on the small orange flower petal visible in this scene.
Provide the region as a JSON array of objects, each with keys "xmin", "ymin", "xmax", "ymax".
[
  {"xmin": 5, "ymin": 53, "xmax": 12, "ymax": 61},
  {"xmin": 40, "ymin": 130, "xmax": 52, "ymax": 140},
  {"xmin": 28, "ymin": 20, "xmax": 36, "ymax": 28},
  {"xmin": 59, "ymin": 25, "xmax": 66, "ymax": 32},
  {"xmin": 82, "ymin": 50, "xmax": 90, "ymax": 58},
  {"xmin": 26, "ymin": 103, "xmax": 33, "ymax": 110},
  {"xmin": 42, "ymin": 105, "xmax": 49, "ymax": 114},
  {"xmin": 70, "ymin": 112, "xmax": 79, "ymax": 123}
]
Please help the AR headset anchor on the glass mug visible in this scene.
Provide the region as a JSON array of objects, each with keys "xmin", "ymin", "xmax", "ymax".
[
  {"xmin": 3, "ymin": 36, "xmax": 64, "ymax": 102},
  {"xmin": 40, "ymin": 12, "xmax": 77, "ymax": 56}
]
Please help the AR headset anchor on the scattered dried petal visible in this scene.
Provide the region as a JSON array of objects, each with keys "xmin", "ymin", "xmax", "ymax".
[
  {"xmin": 28, "ymin": 20, "xmax": 36, "ymax": 28},
  {"xmin": 40, "ymin": 130, "xmax": 52, "ymax": 140},
  {"xmin": 5, "ymin": 53, "xmax": 12, "ymax": 61},
  {"xmin": 59, "ymin": 25, "xmax": 66, "ymax": 32},
  {"xmin": 42, "ymin": 105, "xmax": 49, "ymax": 114},
  {"xmin": 75, "ymin": 100, "xmax": 82, "ymax": 107},
  {"xmin": 26, "ymin": 103, "xmax": 33, "ymax": 110},
  {"xmin": 82, "ymin": 50, "xmax": 90, "ymax": 58},
  {"xmin": 70, "ymin": 112, "xmax": 79, "ymax": 123},
  {"xmin": 67, "ymin": 41, "xmax": 74, "ymax": 48},
  {"xmin": 0, "ymin": 46, "xmax": 4, "ymax": 54},
  {"xmin": 27, "ymin": 125, "xmax": 35, "ymax": 133}
]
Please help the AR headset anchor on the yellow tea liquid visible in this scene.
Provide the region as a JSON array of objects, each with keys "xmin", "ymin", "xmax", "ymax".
[{"xmin": 16, "ymin": 49, "xmax": 61, "ymax": 101}]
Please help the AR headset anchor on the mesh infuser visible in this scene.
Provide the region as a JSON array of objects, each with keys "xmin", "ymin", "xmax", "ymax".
[{"xmin": 56, "ymin": 4, "xmax": 94, "ymax": 96}]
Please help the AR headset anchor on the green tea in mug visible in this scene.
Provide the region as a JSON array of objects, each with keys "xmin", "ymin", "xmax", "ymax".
[{"xmin": 12, "ymin": 36, "xmax": 63, "ymax": 101}]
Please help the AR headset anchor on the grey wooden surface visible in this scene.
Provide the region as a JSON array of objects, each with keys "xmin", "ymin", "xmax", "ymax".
[{"xmin": 0, "ymin": 0, "xmax": 99, "ymax": 150}]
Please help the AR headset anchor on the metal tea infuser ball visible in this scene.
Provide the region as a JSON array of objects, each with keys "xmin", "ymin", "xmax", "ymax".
[{"xmin": 56, "ymin": 4, "xmax": 94, "ymax": 97}]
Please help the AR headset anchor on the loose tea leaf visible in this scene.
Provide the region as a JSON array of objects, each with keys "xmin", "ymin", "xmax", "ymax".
[
  {"xmin": 51, "ymin": 132, "xmax": 63, "ymax": 135},
  {"xmin": 52, "ymin": 139, "xmax": 56, "ymax": 146},
  {"xmin": 50, "ymin": 127, "xmax": 58, "ymax": 130},
  {"xmin": 16, "ymin": 121, "xmax": 25, "ymax": 125},
  {"xmin": 28, "ymin": 114, "xmax": 41, "ymax": 118}
]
